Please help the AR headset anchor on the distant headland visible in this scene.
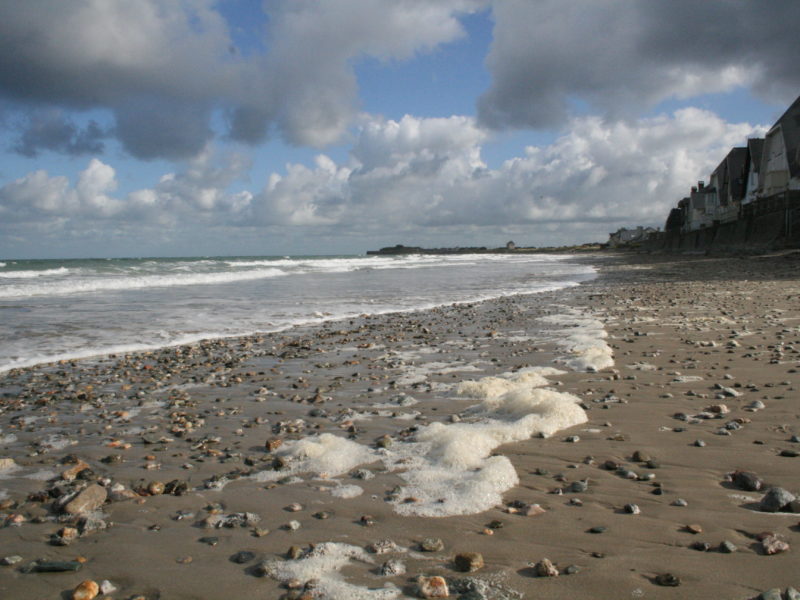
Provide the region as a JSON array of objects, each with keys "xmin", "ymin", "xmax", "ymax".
[{"xmin": 366, "ymin": 242, "xmax": 604, "ymax": 255}]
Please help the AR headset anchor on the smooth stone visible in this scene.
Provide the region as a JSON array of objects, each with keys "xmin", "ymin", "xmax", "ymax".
[
  {"xmin": 718, "ymin": 540, "xmax": 737, "ymax": 553},
  {"xmin": 563, "ymin": 564, "xmax": 580, "ymax": 575},
  {"xmin": 785, "ymin": 587, "xmax": 800, "ymax": 600},
  {"xmin": 1, "ymin": 555, "xmax": 23, "ymax": 566},
  {"xmin": 624, "ymin": 503, "xmax": 641, "ymax": 514},
  {"xmin": 522, "ymin": 503, "xmax": 546, "ymax": 516},
  {"xmin": 24, "ymin": 560, "xmax": 83, "ymax": 573},
  {"xmin": 760, "ymin": 487, "xmax": 796, "ymax": 512},
  {"xmin": 99, "ymin": 580, "xmax": 117, "ymax": 595},
  {"xmin": 759, "ymin": 589, "xmax": 783, "ymax": 600},
  {"xmin": 588, "ymin": 526, "xmax": 606, "ymax": 534},
  {"xmin": 72, "ymin": 580, "xmax": 99, "ymax": 600},
  {"xmin": 417, "ymin": 575, "xmax": 448, "ymax": 599},
  {"xmin": 454, "ymin": 552, "xmax": 484, "ymax": 572},
  {"xmin": 731, "ymin": 470, "xmax": 762, "ymax": 491},
  {"xmin": 63, "ymin": 484, "xmax": 107, "ymax": 516},
  {"xmin": 568, "ymin": 480, "xmax": 588, "ymax": 493},
  {"xmin": 231, "ymin": 551, "xmax": 255, "ymax": 564}
]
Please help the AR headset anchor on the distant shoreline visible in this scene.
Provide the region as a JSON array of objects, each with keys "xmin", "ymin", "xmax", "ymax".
[{"xmin": 366, "ymin": 242, "xmax": 606, "ymax": 255}]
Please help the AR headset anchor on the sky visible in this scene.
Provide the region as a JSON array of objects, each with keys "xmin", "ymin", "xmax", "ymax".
[{"xmin": 1, "ymin": 0, "xmax": 799, "ymax": 259}]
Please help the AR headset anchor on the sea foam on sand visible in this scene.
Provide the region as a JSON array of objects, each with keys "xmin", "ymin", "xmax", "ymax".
[
  {"xmin": 540, "ymin": 308, "xmax": 615, "ymax": 372},
  {"xmin": 261, "ymin": 542, "xmax": 400, "ymax": 599},
  {"xmin": 387, "ymin": 367, "xmax": 587, "ymax": 517},
  {"xmin": 252, "ymin": 433, "xmax": 377, "ymax": 482},
  {"xmin": 252, "ymin": 366, "xmax": 588, "ymax": 517}
]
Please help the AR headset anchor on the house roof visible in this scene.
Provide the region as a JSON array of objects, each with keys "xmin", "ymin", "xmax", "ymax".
[{"xmin": 747, "ymin": 138, "xmax": 764, "ymax": 174}]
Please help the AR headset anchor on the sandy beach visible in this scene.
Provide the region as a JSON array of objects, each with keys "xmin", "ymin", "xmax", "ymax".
[{"xmin": 1, "ymin": 252, "xmax": 799, "ymax": 600}]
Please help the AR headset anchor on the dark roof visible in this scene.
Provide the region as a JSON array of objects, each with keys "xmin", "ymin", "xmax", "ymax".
[{"xmin": 747, "ymin": 138, "xmax": 764, "ymax": 174}]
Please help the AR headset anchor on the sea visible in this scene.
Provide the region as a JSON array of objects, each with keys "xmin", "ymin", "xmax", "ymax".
[{"xmin": 0, "ymin": 253, "xmax": 596, "ymax": 374}]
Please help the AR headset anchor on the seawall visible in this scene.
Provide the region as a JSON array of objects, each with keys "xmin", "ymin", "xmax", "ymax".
[{"xmin": 644, "ymin": 192, "xmax": 800, "ymax": 253}]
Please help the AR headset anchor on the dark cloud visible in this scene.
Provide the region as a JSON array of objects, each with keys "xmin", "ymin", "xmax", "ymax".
[
  {"xmin": 114, "ymin": 99, "xmax": 212, "ymax": 161},
  {"xmin": 0, "ymin": 0, "xmax": 481, "ymax": 159},
  {"xmin": 11, "ymin": 109, "xmax": 106, "ymax": 157},
  {"xmin": 478, "ymin": 0, "xmax": 800, "ymax": 130}
]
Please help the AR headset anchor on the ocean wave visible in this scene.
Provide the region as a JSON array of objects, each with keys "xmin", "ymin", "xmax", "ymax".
[
  {"xmin": 0, "ymin": 267, "xmax": 286, "ymax": 299},
  {"xmin": 0, "ymin": 267, "xmax": 70, "ymax": 279}
]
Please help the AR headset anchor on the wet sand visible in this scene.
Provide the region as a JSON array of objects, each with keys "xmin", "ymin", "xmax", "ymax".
[{"xmin": 1, "ymin": 252, "xmax": 799, "ymax": 599}]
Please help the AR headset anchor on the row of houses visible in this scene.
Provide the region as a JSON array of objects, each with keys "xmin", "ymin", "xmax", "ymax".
[{"xmin": 665, "ymin": 95, "xmax": 800, "ymax": 234}]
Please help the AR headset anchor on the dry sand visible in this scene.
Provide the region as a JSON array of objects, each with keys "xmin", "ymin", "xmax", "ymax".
[{"xmin": 1, "ymin": 252, "xmax": 799, "ymax": 600}]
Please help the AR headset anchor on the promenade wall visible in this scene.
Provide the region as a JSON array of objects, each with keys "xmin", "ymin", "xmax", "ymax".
[{"xmin": 644, "ymin": 192, "xmax": 800, "ymax": 253}]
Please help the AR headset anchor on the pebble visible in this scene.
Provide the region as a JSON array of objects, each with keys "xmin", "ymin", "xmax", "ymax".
[
  {"xmin": 420, "ymin": 538, "xmax": 444, "ymax": 552},
  {"xmin": 417, "ymin": 575, "xmax": 448, "ymax": 599},
  {"xmin": 63, "ymin": 484, "xmax": 107, "ymax": 515},
  {"xmin": 730, "ymin": 470, "xmax": 763, "ymax": 491},
  {"xmin": 53, "ymin": 526, "xmax": 79, "ymax": 546},
  {"xmin": 672, "ymin": 498, "xmax": 688, "ymax": 507},
  {"xmin": 380, "ymin": 559, "xmax": 406, "ymax": 576},
  {"xmin": 533, "ymin": 558, "xmax": 559, "ymax": 577},
  {"xmin": 22, "ymin": 560, "xmax": 83, "ymax": 573},
  {"xmin": 624, "ymin": 503, "xmax": 640, "ymax": 515},
  {"xmin": 453, "ymin": 552, "xmax": 484, "ymax": 572},
  {"xmin": 718, "ymin": 540, "xmax": 737, "ymax": 553},
  {"xmin": 71, "ymin": 580, "xmax": 99, "ymax": 600},
  {"xmin": 685, "ymin": 524, "xmax": 703, "ymax": 534},
  {"xmin": 231, "ymin": 551, "xmax": 255, "ymax": 564},
  {"xmin": 1, "ymin": 555, "xmax": 23, "ymax": 566},
  {"xmin": 654, "ymin": 573, "xmax": 681, "ymax": 587},
  {"xmin": 760, "ymin": 534, "xmax": 790, "ymax": 555},
  {"xmin": 522, "ymin": 503, "xmax": 546, "ymax": 516},
  {"xmin": 693, "ymin": 440, "xmax": 706, "ymax": 447},
  {"xmin": 759, "ymin": 487, "xmax": 796, "ymax": 512},
  {"xmin": 588, "ymin": 526, "xmax": 606, "ymax": 534},
  {"xmin": 568, "ymin": 480, "xmax": 588, "ymax": 493},
  {"xmin": 367, "ymin": 540, "xmax": 398, "ymax": 554}
]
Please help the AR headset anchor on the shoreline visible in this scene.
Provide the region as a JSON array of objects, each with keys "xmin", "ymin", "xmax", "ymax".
[{"xmin": 1, "ymin": 253, "xmax": 799, "ymax": 599}]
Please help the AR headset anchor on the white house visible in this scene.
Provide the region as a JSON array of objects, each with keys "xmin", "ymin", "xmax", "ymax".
[{"xmin": 759, "ymin": 95, "xmax": 800, "ymax": 197}]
